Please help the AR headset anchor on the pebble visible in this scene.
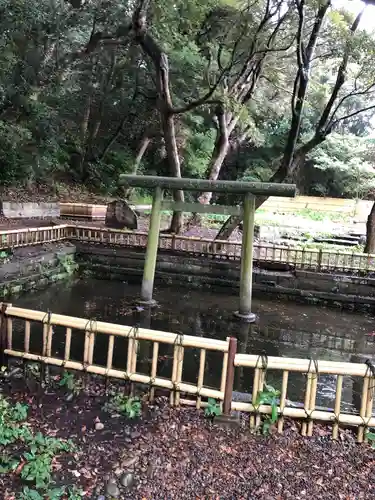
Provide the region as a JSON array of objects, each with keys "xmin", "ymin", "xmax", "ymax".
[
  {"xmin": 95, "ymin": 421, "xmax": 104, "ymax": 431},
  {"xmin": 121, "ymin": 455, "xmax": 139, "ymax": 468},
  {"xmin": 65, "ymin": 392, "xmax": 74, "ymax": 402},
  {"xmin": 130, "ymin": 430, "xmax": 141, "ymax": 440},
  {"xmin": 120, "ymin": 471, "xmax": 135, "ymax": 488},
  {"xmin": 105, "ymin": 478, "xmax": 120, "ymax": 497}
]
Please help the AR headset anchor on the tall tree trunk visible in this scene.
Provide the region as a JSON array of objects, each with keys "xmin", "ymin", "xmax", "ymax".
[
  {"xmin": 124, "ymin": 135, "xmax": 151, "ymax": 198},
  {"xmin": 215, "ymin": 136, "xmax": 323, "ymax": 240},
  {"xmin": 198, "ymin": 108, "xmax": 231, "ymax": 205},
  {"xmin": 161, "ymin": 112, "xmax": 184, "ymax": 233},
  {"xmin": 365, "ymin": 202, "xmax": 375, "ymax": 254}
]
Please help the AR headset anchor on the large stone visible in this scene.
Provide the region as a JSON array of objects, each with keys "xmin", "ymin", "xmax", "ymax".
[
  {"xmin": 105, "ymin": 478, "xmax": 120, "ymax": 498},
  {"xmin": 105, "ymin": 200, "xmax": 138, "ymax": 230}
]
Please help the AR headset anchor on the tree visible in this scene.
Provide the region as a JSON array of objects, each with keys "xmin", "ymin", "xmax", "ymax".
[{"xmin": 215, "ymin": 1, "xmax": 375, "ymax": 240}]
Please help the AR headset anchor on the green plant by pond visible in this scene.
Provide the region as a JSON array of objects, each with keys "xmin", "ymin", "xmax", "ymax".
[
  {"xmin": 57, "ymin": 254, "xmax": 78, "ymax": 275},
  {"xmin": 0, "ymin": 394, "xmax": 79, "ymax": 497},
  {"xmin": 204, "ymin": 398, "xmax": 222, "ymax": 419},
  {"xmin": 58, "ymin": 370, "xmax": 82, "ymax": 396},
  {"xmin": 255, "ymin": 384, "xmax": 281, "ymax": 435},
  {"xmin": 104, "ymin": 393, "xmax": 142, "ymax": 419}
]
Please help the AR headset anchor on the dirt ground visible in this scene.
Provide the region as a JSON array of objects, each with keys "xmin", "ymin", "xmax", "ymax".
[{"xmin": 0, "ymin": 372, "xmax": 374, "ymax": 500}]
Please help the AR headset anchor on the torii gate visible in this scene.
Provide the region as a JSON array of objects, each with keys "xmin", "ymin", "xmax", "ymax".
[{"xmin": 120, "ymin": 175, "xmax": 296, "ymax": 322}]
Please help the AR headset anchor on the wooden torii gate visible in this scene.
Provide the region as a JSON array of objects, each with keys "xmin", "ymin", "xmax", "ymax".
[{"xmin": 120, "ymin": 175, "xmax": 296, "ymax": 322}]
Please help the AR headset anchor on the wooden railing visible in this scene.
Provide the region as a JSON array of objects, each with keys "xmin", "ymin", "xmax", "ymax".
[
  {"xmin": 1, "ymin": 223, "xmax": 375, "ymax": 274},
  {"xmin": 0, "ymin": 225, "xmax": 69, "ymax": 250},
  {"xmin": 0, "ymin": 304, "xmax": 374, "ymax": 441},
  {"xmin": 68, "ymin": 225, "xmax": 375, "ymax": 274},
  {"xmin": 233, "ymin": 354, "xmax": 375, "ymax": 441}
]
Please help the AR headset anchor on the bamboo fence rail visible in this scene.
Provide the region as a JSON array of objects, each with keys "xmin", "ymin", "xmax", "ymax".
[
  {"xmin": 67, "ymin": 225, "xmax": 375, "ymax": 274},
  {"xmin": 0, "ymin": 304, "xmax": 374, "ymax": 441},
  {"xmin": 1, "ymin": 223, "xmax": 375, "ymax": 274},
  {"xmin": 0, "ymin": 225, "xmax": 69, "ymax": 250}
]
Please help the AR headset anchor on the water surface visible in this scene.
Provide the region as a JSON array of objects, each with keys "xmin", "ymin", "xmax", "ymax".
[{"xmin": 14, "ymin": 278, "xmax": 375, "ymax": 412}]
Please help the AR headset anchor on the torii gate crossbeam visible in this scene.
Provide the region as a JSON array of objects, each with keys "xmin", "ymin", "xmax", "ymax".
[{"xmin": 120, "ymin": 175, "xmax": 296, "ymax": 322}]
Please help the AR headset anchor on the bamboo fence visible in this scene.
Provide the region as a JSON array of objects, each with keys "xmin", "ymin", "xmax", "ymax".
[
  {"xmin": 0, "ymin": 304, "xmax": 374, "ymax": 442},
  {"xmin": 1, "ymin": 223, "xmax": 375, "ymax": 275},
  {"xmin": 0, "ymin": 225, "xmax": 69, "ymax": 249},
  {"xmin": 67, "ymin": 225, "xmax": 375, "ymax": 274}
]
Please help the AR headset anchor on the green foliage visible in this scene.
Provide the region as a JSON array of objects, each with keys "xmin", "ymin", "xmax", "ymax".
[
  {"xmin": 58, "ymin": 371, "xmax": 81, "ymax": 395},
  {"xmin": 255, "ymin": 384, "xmax": 280, "ymax": 435},
  {"xmin": 105, "ymin": 394, "xmax": 142, "ymax": 419},
  {"xmin": 19, "ymin": 485, "xmax": 84, "ymax": 500},
  {"xmin": 0, "ymin": 0, "xmax": 374, "ymax": 204},
  {"xmin": 0, "ymin": 395, "xmax": 75, "ymax": 493},
  {"xmin": 204, "ymin": 398, "xmax": 222, "ymax": 419},
  {"xmin": 58, "ymin": 255, "xmax": 78, "ymax": 275},
  {"xmin": 366, "ymin": 430, "xmax": 375, "ymax": 448}
]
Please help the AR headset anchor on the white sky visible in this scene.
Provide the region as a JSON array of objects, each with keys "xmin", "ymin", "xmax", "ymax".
[{"xmin": 334, "ymin": 0, "xmax": 375, "ymax": 31}]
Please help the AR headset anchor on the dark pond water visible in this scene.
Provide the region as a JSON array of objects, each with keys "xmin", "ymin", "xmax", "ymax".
[{"xmin": 13, "ymin": 278, "xmax": 375, "ymax": 413}]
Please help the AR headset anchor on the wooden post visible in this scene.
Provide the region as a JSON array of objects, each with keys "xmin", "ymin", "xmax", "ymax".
[
  {"xmin": 140, "ymin": 187, "xmax": 163, "ymax": 305},
  {"xmin": 222, "ymin": 337, "xmax": 237, "ymax": 415},
  {"xmin": 234, "ymin": 194, "xmax": 256, "ymax": 322},
  {"xmin": 0, "ymin": 303, "xmax": 9, "ymax": 367}
]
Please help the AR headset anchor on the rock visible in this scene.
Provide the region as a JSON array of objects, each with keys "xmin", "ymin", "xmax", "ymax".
[
  {"xmin": 130, "ymin": 430, "xmax": 141, "ymax": 440},
  {"xmin": 120, "ymin": 471, "xmax": 135, "ymax": 488},
  {"xmin": 121, "ymin": 455, "xmax": 139, "ymax": 468},
  {"xmin": 96, "ymin": 496, "xmax": 105, "ymax": 500},
  {"xmin": 95, "ymin": 421, "xmax": 104, "ymax": 431},
  {"xmin": 105, "ymin": 478, "xmax": 120, "ymax": 498},
  {"xmin": 65, "ymin": 392, "xmax": 74, "ymax": 402},
  {"xmin": 105, "ymin": 200, "xmax": 138, "ymax": 230}
]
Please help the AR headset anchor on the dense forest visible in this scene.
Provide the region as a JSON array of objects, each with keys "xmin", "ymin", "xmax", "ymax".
[{"xmin": 1, "ymin": 0, "xmax": 375, "ymax": 242}]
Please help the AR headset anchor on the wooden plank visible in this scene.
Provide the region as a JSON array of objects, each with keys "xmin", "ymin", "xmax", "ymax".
[
  {"xmin": 161, "ymin": 201, "xmax": 242, "ymax": 216},
  {"xmin": 120, "ymin": 174, "xmax": 296, "ymax": 196}
]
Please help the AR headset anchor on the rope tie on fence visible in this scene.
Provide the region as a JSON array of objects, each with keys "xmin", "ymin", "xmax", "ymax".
[
  {"xmin": 83, "ymin": 318, "xmax": 97, "ymax": 372},
  {"xmin": 252, "ymin": 353, "xmax": 268, "ymax": 417},
  {"xmin": 124, "ymin": 325, "xmax": 140, "ymax": 382},
  {"xmin": 304, "ymin": 357, "xmax": 319, "ymax": 421},
  {"xmin": 255, "ymin": 352, "xmax": 268, "ymax": 371}
]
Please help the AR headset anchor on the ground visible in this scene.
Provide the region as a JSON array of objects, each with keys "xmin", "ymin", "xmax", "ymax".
[{"xmin": 0, "ymin": 369, "xmax": 374, "ymax": 500}]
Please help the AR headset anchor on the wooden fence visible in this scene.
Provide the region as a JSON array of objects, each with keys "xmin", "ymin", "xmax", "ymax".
[
  {"xmin": 67, "ymin": 225, "xmax": 375, "ymax": 274},
  {"xmin": 0, "ymin": 225, "xmax": 69, "ymax": 250},
  {"xmin": 1, "ymin": 223, "xmax": 375, "ymax": 274},
  {"xmin": 0, "ymin": 304, "xmax": 374, "ymax": 441}
]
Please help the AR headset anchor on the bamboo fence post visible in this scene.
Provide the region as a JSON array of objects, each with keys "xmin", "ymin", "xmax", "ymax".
[
  {"xmin": 150, "ymin": 341, "xmax": 159, "ymax": 402},
  {"xmin": 175, "ymin": 345, "xmax": 184, "ymax": 406},
  {"xmin": 6, "ymin": 316, "xmax": 13, "ymax": 351},
  {"xmin": 223, "ymin": 337, "xmax": 237, "ymax": 415},
  {"xmin": 196, "ymin": 348, "xmax": 206, "ymax": 409},
  {"xmin": 256, "ymin": 367, "xmax": 266, "ymax": 429},
  {"xmin": 332, "ymin": 375, "xmax": 343, "ymax": 440},
  {"xmin": 277, "ymin": 370, "xmax": 289, "ymax": 433},
  {"xmin": 307, "ymin": 373, "xmax": 318, "ymax": 436},
  {"xmin": 364, "ymin": 375, "xmax": 375, "ymax": 443},
  {"xmin": 24, "ymin": 321, "xmax": 31, "ymax": 353},
  {"xmin": 64, "ymin": 328, "xmax": 72, "ymax": 361},
  {"xmin": 302, "ymin": 372, "xmax": 313, "ymax": 436},
  {"xmin": 0, "ymin": 303, "xmax": 9, "ymax": 367},
  {"xmin": 170, "ymin": 345, "xmax": 179, "ymax": 406},
  {"xmin": 130, "ymin": 332, "xmax": 138, "ymax": 396},
  {"xmin": 250, "ymin": 367, "xmax": 260, "ymax": 430},
  {"xmin": 357, "ymin": 375, "xmax": 369, "ymax": 443}
]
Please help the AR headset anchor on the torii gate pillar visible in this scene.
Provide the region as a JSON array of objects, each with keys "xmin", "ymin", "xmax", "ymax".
[
  {"xmin": 234, "ymin": 193, "xmax": 256, "ymax": 322},
  {"xmin": 119, "ymin": 175, "xmax": 296, "ymax": 319}
]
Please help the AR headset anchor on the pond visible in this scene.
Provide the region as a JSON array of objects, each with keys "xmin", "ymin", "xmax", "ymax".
[{"xmin": 13, "ymin": 277, "xmax": 375, "ymax": 413}]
